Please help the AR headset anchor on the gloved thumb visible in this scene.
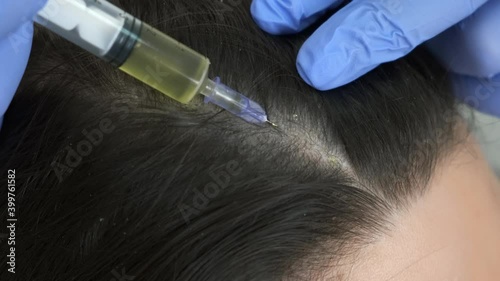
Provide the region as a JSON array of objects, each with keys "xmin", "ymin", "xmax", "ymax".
[{"xmin": 0, "ymin": 0, "xmax": 48, "ymax": 130}]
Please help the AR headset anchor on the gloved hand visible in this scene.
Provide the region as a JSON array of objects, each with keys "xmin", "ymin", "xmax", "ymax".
[
  {"xmin": 251, "ymin": 0, "xmax": 500, "ymax": 117},
  {"xmin": 0, "ymin": 0, "xmax": 48, "ymax": 129}
]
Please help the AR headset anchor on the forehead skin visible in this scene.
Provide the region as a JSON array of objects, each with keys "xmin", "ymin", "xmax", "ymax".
[{"xmin": 331, "ymin": 134, "xmax": 500, "ymax": 280}]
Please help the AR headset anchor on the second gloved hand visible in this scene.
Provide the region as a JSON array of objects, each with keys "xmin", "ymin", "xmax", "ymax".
[
  {"xmin": 251, "ymin": 0, "xmax": 500, "ymax": 117},
  {"xmin": 427, "ymin": 0, "xmax": 500, "ymax": 117},
  {"xmin": 0, "ymin": 0, "xmax": 48, "ymax": 129}
]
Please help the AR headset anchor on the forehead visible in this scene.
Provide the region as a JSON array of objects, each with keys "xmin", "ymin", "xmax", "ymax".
[{"xmin": 328, "ymin": 136, "xmax": 500, "ymax": 281}]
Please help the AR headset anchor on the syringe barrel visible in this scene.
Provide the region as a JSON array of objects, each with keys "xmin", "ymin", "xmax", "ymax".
[
  {"xmin": 35, "ymin": 0, "xmax": 138, "ymax": 64},
  {"xmin": 35, "ymin": 0, "xmax": 211, "ymax": 104}
]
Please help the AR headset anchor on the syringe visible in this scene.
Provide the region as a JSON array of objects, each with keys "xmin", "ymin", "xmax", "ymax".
[{"xmin": 34, "ymin": 0, "xmax": 274, "ymax": 125}]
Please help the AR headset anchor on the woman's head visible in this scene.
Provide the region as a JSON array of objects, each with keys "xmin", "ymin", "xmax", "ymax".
[{"xmin": 1, "ymin": 0, "xmax": 499, "ymax": 280}]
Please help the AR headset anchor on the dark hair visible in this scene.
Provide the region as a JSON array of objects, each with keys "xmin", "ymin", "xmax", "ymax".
[{"xmin": 0, "ymin": 0, "xmax": 461, "ymax": 280}]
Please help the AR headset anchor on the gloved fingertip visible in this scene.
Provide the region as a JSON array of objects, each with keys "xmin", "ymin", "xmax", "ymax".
[
  {"xmin": 250, "ymin": 0, "xmax": 305, "ymax": 35},
  {"xmin": 296, "ymin": 43, "xmax": 351, "ymax": 91},
  {"xmin": 0, "ymin": 0, "xmax": 48, "ymax": 36},
  {"xmin": 0, "ymin": 23, "xmax": 33, "ymax": 124}
]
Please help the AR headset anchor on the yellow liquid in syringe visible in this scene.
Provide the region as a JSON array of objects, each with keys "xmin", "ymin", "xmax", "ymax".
[{"xmin": 119, "ymin": 23, "xmax": 210, "ymax": 104}]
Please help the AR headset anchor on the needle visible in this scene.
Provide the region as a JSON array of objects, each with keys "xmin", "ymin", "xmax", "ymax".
[{"xmin": 266, "ymin": 120, "xmax": 278, "ymax": 127}]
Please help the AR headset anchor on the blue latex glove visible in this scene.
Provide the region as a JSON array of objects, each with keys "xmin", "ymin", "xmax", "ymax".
[
  {"xmin": 427, "ymin": 0, "xmax": 500, "ymax": 117},
  {"xmin": 251, "ymin": 0, "xmax": 500, "ymax": 117},
  {"xmin": 0, "ymin": 0, "xmax": 47, "ymax": 130}
]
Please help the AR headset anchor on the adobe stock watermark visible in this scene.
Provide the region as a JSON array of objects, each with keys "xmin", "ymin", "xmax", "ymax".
[
  {"xmin": 50, "ymin": 34, "xmax": 195, "ymax": 183},
  {"xmin": 50, "ymin": 94, "xmax": 143, "ymax": 182},
  {"xmin": 175, "ymin": 0, "xmax": 242, "ymax": 21},
  {"xmin": 178, "ymin": 161, "xmax": 242, "ymax": 223},
  {"xmin": 51, "ymin": 118, "xmax": 116, "ymax": 182},
  {"xmin": 389, "ymin": 72, "xmax": 499, "ymax": 183},
  {"xmin": 177, "ymin": 133, "xmax": 268, "ymax": 224},
  {"xmin": 462, "ymin": 74, "xmax": 500, "ymax": 109},
  {"xmin": 110, "ymin": 267, "xmax": 135, "ymax": 281},
  {"xmin": 213, "ymin": 0, "xmax": 242, "ymax": 21}
]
